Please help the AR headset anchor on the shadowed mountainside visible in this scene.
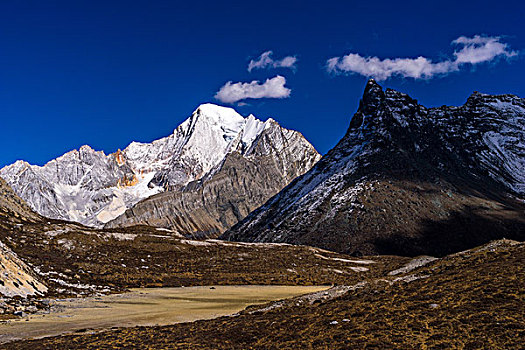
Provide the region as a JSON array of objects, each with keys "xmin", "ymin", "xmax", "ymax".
[{"xmin": 223, "ymin": 80, "xmax": 525, "ymax": 256}]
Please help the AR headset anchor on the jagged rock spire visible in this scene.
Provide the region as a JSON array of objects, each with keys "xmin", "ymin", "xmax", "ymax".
[{"xmin": 360, "ymin": 79, "xmax": 385, "ymax": 115}]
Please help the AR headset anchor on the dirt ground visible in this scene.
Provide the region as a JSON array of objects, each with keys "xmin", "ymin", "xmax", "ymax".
[{"xmin": 0, "ymin": 285, "xmax": 327, "ymax": 344}]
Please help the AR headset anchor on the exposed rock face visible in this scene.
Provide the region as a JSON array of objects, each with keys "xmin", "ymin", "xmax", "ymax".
[
  {"xmin": 0, "ymin": 239, "xmax": 48, "ymax": 298},
  {"xmin": 0, "ymin": 179, "xmax": 47, "ymax": 298},
  {"xmin": 1, "ymin": 147, "xmax": 136, "ymax": 226},
  {"xmin": 0, "ymin": 104, "xmax": 320, "ymax": 227},
  {"xmin": 105, "ymin": 119, "xmax": 321, "ymax": 237},
  {"xmin": 223, "ymin": 80, "xmax": 525, "ymax": 256},
  {"xmin": 0, "ymin": 177, "xmax": 40, "ymax": 222}
]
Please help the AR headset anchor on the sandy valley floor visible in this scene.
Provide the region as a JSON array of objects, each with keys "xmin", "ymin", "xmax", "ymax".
[{"xmin": 0, "ymin": 285, "xmax": 327, "ymax": 344}]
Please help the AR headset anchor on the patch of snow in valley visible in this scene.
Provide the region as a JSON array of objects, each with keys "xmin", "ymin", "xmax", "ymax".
[
  {"xmin": 388, "ymin": 256, "xmax": 438, "ymax": 276},
  {"xmin": 103, "ymin": 232, "xmax": 137, "ymax": 241},
  {"xmin": 313, "ymin": 253, "xmax": 375, "ymax": 265}
]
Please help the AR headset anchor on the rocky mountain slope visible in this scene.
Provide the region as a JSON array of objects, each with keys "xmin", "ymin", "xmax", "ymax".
[
  {"xmin": 224, "ymin": 80, "xmax": 525, "ymax": 256},
  {"xmin": 0, "ymin": 240, "xmax": 47, "ymax": 298},
  {"xmin": 0, "ymin": 178, "xmax": 46, "ymax": 298},
  {"xmin": 0, "ymin": 177, "xmax": 40, "ymax": 223},
  {"xmin": 105, "ymin": 119, "xmax": 320, "ymax": 237},
  {"xmin": 0, "ymin": 104, "xmax": 320, "ymax": 228}
]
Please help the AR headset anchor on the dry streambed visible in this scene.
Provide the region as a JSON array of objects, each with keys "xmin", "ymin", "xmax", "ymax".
[{"xmin": 0, "ymin": 285, "xmax": 327, "ymax": 344}]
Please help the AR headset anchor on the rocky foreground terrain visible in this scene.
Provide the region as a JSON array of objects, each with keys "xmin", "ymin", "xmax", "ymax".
[
  {"xmin": 225, "ymin": 80, "xmax": 525, "ymax": 256},
  {"xmin": 3, "ymin": 239, "xmax": 522, "ymax": 349}
]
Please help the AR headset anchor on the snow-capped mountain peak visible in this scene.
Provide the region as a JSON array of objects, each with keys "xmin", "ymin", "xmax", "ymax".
[{"xmin": 0, "ymin": 104, "xmax": 319, "ymax": 227}]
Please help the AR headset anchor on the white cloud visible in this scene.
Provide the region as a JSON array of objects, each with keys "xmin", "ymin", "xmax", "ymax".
[
  {"xmin": 248, "ymin": 51, "xmax": 298, "ymax": 72},
  {"xmin": 215, "ymin": 75, "xmax": 291, "ymax": 104},
  {"xmin": 452, "ymin": 35, "xmax": 517, "ymax": 64},
  {"xmin": 327, "ymin": 35, "xmax": 517, "ymax": 80},
  {"xmin": 326, "ymin": 55, "xmax": 457, "ymax": 81}
]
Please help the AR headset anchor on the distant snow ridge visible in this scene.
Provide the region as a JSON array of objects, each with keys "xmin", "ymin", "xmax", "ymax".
[{"xmin": 0, "ymin": 104, "xmax": 319, "ymax": 227}]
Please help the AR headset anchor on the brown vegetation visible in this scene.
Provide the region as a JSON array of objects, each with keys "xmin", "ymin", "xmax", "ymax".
[{"xmin": 4, "ymin": 240, "xmax": 522, "ymax": 349}]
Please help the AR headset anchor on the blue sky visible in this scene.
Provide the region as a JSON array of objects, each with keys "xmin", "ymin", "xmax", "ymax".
[{"xmin": 1, "ymin": 0, "xmax": 524, "ymax": 167}]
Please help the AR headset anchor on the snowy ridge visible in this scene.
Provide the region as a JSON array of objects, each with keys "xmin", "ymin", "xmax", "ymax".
[{"xmin": 1, "ymin": 104, "xmax": 319, "ymax": 227}]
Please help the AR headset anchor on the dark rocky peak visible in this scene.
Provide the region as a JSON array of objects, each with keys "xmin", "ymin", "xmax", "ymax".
[
  {"xmin": 351, "ymin": 81, "xmax": 422, "ymax": 131},
  {"xmin": 349, "ymin": 80, "xmax": 384, "ymax": 130},
  {"xmin": 358, "ymin": 80, "xmax": 418, "ymax": 114},
  {"xmin": 359, "ymin": 79, "xmax": 385, "ymax": 116},
  {"xmin": 224, "ymin": 82, "xmax": 525, "ymax": 256},
  {"xmin": 337, "ymin": 81, "xmax": 523, "ymax": 197}
]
